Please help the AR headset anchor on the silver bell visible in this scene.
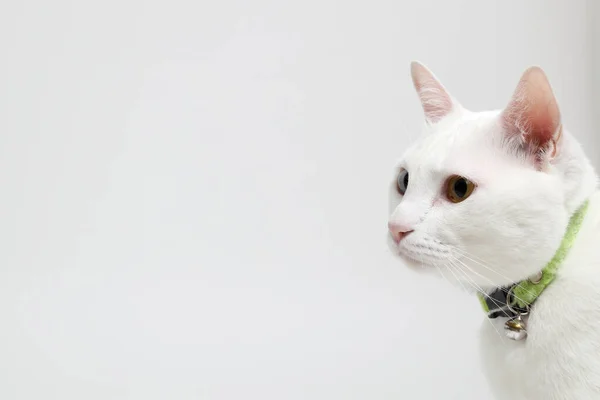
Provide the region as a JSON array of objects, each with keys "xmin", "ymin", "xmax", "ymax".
[{"xmin": 505, "ymin": 315, "xmax": 527, "ymax": 340}]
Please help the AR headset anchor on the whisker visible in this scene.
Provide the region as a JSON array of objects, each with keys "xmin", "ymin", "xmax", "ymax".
[
  {"xmin": 445, "ymin": 260, "xmax": 471, "ymax": 293},
  {"xmin": 434, "ymin": 264, "xmax": 451, "ymax": 286},
  {"xmin": 451, "ymin": 255, "xmax": 531, "ymax": 307},
  {"xmin": 446, "ymin": 261, "xmax": 506, "ymax": 342},
  {"xmin": 452, "ymin": 248, "xmax": 537, "ymax": 300}
]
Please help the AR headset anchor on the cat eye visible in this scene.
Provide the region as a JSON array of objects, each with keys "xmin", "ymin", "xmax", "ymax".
[
  {"xmin": 445, "ymin": 175, "xmax": 475, "ymax": 203},
  {"xmin": 396, "ymin": 169, "xmax": 409, "ymax": 195}
]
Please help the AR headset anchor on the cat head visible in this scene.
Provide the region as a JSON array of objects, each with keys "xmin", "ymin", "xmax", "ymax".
[{"xmin": 388, "ymin": 62, "xmax": 596, "ymax": 289}]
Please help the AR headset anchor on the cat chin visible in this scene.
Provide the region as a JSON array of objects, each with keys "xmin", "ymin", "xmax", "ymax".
[
  {"xmin": 399, "ymin": 255, "xmax": 431, "ymax": 271},
  {"xmin": 388, "ymin": 236, "xmax": 436, "ymax": 272}
]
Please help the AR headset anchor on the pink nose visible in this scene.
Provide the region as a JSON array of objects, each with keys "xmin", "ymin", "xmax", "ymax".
[{"xmin": 388, "ymin": 222, "xmax": 414, "ymax": 243}]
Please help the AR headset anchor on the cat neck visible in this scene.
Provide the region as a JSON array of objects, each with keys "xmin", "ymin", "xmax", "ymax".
[{"xmin": 479, "ymin": 193, "xmax": 593, "ymax": 318}]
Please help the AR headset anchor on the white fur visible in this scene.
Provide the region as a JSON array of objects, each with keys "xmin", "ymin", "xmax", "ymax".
[{"xmin": 388, "ymin": 63, "xmax": 600, "ymax": 399}]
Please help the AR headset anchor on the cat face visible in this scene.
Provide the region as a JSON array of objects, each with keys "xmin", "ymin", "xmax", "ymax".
[{"xmin": 388, "ymin": 63, "xmax": 575, "ymax": 289}]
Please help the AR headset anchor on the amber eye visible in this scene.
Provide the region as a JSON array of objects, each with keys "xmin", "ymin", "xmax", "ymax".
[
  {"xmin": 446, "ymin": 175, "xmax": 475, "ymax": 203},
  {"xmin": 396, "ymin": 169, "xmax": 409, "ymax": 195}
]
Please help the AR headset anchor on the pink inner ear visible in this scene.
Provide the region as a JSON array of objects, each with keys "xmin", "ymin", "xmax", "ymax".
[
  {"xmin": 525, "ymin": 106, "xmax": 558, "ymax": 145},
  {"xmin": 416, "ymin": 83, "xmax": 453, "ymax": 123},
  {"xmin": 503, "ymin": 101, "xmax": 559, "ymax": 146},
  {"xmin": 502, "ymin": 67, "xmax": 561, "ymax": 149},
  {"xmin": 411, "ymin": 62, "xmax": 454, "ymax": 123}
]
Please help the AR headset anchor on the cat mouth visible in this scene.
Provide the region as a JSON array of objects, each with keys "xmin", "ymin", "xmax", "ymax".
[
  {"xmin": 388, "ymin": 231, "xmax": 453, "ymax": 268},
  {"xmin": 397, "ymin": 243, "xmax": 451, "ymax": 268},
  {"xmin": 389, "ymin": 237, "xmax": 426, "ymax": 266}
]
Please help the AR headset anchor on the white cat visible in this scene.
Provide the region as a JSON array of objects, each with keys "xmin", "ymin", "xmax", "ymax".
[{"xmin": 387, "ymin": 62, "xmax": 600, "ymax": 399}]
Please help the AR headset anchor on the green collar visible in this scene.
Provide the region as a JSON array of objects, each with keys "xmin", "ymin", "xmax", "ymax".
[{"xmin": 478, "ymin": 201, "xmax": 589, "ymax": 318}]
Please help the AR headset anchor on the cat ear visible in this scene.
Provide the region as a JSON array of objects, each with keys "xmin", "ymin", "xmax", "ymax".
[
  {"xmin": 410, "ymin": 61, "xmax": 457, "ymax": 123},
  {"xmin": 501, "ymin": 67, "xmax": 562, "ymax": 160}
]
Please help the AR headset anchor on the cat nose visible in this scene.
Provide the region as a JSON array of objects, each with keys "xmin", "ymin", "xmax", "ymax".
[{"xmin": 388, "ymin": 222, "xmax": 414, "ymax": 243}]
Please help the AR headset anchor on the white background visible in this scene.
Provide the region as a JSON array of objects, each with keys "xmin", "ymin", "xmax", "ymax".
[{"xmin": 0, "ymin": 1, "xmax": 597, "ymax": 399}]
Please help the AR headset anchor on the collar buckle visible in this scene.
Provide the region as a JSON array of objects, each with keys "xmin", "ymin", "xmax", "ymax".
[{"xmin": 504, "ymin": 286, "xmax": 529, "ymax": 340}]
